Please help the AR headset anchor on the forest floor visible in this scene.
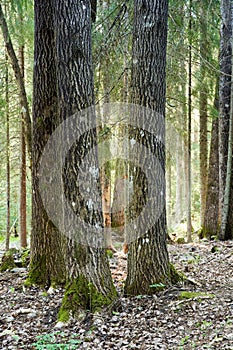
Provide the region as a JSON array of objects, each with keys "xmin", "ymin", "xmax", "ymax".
[{"xmin": 0, "ymin": 240, "xmax": 233, "ymax": 349}]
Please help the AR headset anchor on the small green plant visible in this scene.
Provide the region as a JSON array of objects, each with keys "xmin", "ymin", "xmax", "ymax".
[
  {"xmin": 197, "ymin": 320, "xmax": 213, "ymax": 330},
  {"xmin": 32, "ymin": 331, "xmax": 82, "ymax": 349},
  {"xmin": 179, "ymin": 335, "xmax": 189, "ymax": 347},
  {"xmin": 106, "ymin": 249, "xmax": 113, "ymax": 258}
]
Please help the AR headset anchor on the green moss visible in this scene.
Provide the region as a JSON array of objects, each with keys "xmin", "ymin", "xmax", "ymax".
[
  {"xmin": 0, "ymin": 248, "xmax": 19, "ymax": 272},
  {"xmin": 106, "ymin": 249, "xmax": 113, "ymax": 258},
  {"xmin": 169, "ymin": 263, "xmax": 185, "ymax": 284},
  {"xmin": 179, "ymin": 291, "xmax": 215, "ymax": 300},
  {"xmin": 26, "ymin": 254, "xmax": 47, "ymax": 286},
  {"xmin": 176, "ymin": 237, "xmax": 185, "ymax": 244},
  {"xmin": 58, "ymin": 275, "xmax": 117, "ymax": 321},
  {"xmin": 21, "ymin": 248, "xmax": 30, "ymax": 267}
]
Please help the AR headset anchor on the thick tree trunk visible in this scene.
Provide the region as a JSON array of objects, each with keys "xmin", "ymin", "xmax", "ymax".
[
  {"xmin": 218, "ymin": 0, "xmax": 233, "ymax": 240},
  {"xmin": 0, "ymin": 4, "xmax": 32, "ymax": 163},
  {"xmin": 125, "ymin": 0, "xmax": 180, "ymax": 296},
  {"xmin": 29, "ymin": 0, "xmax": 66, "ymax": 286},
  {"xmin": 53, "ymin": 0, "xmax": 116, "ymax": 318}
]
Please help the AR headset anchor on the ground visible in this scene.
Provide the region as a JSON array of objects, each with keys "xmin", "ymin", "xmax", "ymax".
[{"xmin": 0, "ymin": 241, "xmax": 233, "ymax": 349}]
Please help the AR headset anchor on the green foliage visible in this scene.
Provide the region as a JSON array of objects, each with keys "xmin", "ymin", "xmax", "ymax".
[{"xmin": 32, "ymin": 331, "xmax": 82, "ymax": 350}]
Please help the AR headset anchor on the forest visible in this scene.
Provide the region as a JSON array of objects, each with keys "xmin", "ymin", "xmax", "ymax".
[{"xmin": 0, "ymin": 0, "xmax": 233, "ymax": 349}]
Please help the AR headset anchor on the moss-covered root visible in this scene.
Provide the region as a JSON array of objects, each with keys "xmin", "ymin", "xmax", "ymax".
[
  {"xmin": 25, "ymin": 254, "xmax": 47, "ymax": 287},
  {"xmin": 169, "ymin": 263, "xmax": 185, "ymax": 284},
  {"xmin": 58, "ymin": 275, "xmax": 117, "ymax": 322}
]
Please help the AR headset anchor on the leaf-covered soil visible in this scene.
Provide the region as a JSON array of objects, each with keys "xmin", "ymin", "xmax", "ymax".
[{"xmin": 0, "ymin": 241, "xmax": 233, "ymax": 349}]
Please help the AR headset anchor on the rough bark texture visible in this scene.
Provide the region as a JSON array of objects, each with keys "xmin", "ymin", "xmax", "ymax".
[
  {"xmin": 54, "ymin": 0, "xmax": 116, "ymax": 316},
  {"xmin": 125, "ymin": 0, "xmax": 180, "ymax": 296},
  {"xmin": 203, "ymin": 81, "xmax": 219, "ymax": 239},
  {"xmin": 29, "ymin": 0, "xmax": 66, "ymax": 286},
  {"xmin": 218, "ymin": 0, "xmax": 233, "ymax": 240},
  {"xmin": 0, "ymin": 4, "xmax": 32, "ymax": 163}
]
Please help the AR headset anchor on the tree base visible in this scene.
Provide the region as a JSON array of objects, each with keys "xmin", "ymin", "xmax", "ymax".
[{"xmin": 58, "ymin": 275, "xmax": 117, "ymax": 322}]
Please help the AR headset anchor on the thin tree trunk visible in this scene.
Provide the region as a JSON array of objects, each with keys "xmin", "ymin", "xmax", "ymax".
[
  {"xmin": 186, "ymin": 0, "xmax": 192, "ymax": 243},
  {"xmin": 203, "ymin": 79, "xmax": 219, "ymax": 238},
  {"xmin": 5, "ymin": 51, "xmax": 10, "ymax": 252},
  {"xmin": 0, "ymin": 4, "xmax": 32, "ymax": 164},
  {"xmin": 175, "ymin": 133, "xmax": 184, "ymax": 225},
  {"xmin": 218, "ymin": 0, "xmax": 232, "ymax": 240},
  {"xmin": 199, "ymin": 4, "xmax": 208, "ymax": 228},
  {"xmin": 18, "ymin": 14, "xmax": 27, "ymax": 248}
]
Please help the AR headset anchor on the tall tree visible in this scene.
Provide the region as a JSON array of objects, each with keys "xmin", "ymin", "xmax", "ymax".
[
  {"xmin": 218, "ymin": 0, "xmax": 233, "ymax": 240},
  {"xmin": 53, "ymin": 0, "xmax": 116, "ymax": 317},
  {"xmin": 29, "ymin": 0, "xmax": 66, "ymax": 286},
  {"xmin": 186, "ymin": 0, "xmax": 192, "ymax": 243},
  {"xmin": 203, "ymin": 80, "xmax": 219, "ymax": 238},
  {"xmin": 199, "ymin": 2, "xmax": 208, "ymax": 227},
  {"xmin": 19, "ymin": 9, "xmax": 27, "ymax": 248},
  {"xmin": 5, "ymin": 51, "xmax": 10, "ymax": 252},
  {"xmin": 125, "ymin": 0, "xmax": 180, "ymax": 296}
]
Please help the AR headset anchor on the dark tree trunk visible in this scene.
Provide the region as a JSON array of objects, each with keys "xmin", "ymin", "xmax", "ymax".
[
  {"xmin": 29, "ymin": 0, "xmax": 66, "ymax": 286},
  {"xmin": 125, "ymin": 0, "xmax": 180, "ymax": 296},
  {"xmin": 53, "ymin": 0, "xmax": 116, "ymax": 317},
  {"xmin": 218, "ymin": 0, "xmax": 233, "ymax": 240}
]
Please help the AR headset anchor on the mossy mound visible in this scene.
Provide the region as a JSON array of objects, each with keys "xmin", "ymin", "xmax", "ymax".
[
  {"xmin": 0, "ymin": 248, "xmax": 18, "ymax": 272},
  {"xmin": 179, "ymin": 291, "xmax": 215, "ymax": 300}
]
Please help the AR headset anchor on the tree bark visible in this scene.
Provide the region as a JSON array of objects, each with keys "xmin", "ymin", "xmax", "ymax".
[
  {"xmin": 53, "ymin": 0, "xmax": 116, "ymax": 317},
  {"xmin": 218, "ymin": 0, "xmax": 233, "ymax": 240},
  {"xmin": 29, "ymin": 0, "xmax": 66, "ymax": 286},
  {"xmin": 203, "ymin": 80, "xmax": 219, "ymax": 238},
  {"xmin": 125, "ymin": 0, "xmax": 180, "ymax": 296}
]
